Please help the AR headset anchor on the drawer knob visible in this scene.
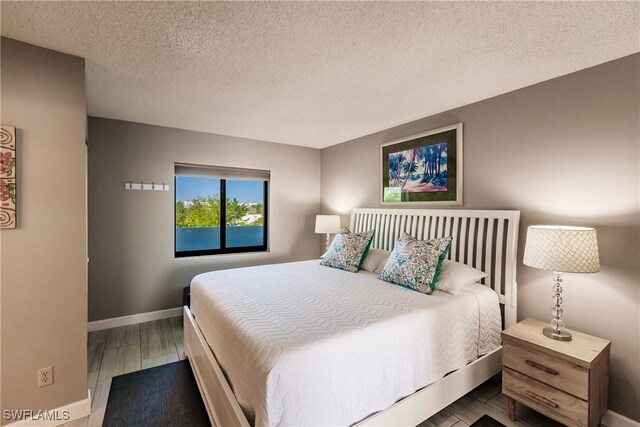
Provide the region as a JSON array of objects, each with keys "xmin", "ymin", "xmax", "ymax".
[
  {"xmin": 525, "ymin": 390, "xmax": 559, "ymax": 408},
  {"xmin": 525, "ymin": 359, "xmax": 558, "ymax": 375}
]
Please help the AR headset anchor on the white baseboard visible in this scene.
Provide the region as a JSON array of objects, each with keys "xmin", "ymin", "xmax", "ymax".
[
  {"xmin": 87, "ymin": 307, "xmax": 184, "ymax": 332},
  {"xmin": 604, "ymin": 409, "xmax": 640, "ymax": 427},
  {"xmin": 6, "ymin": 395, "xmax": 91, "ymax": 426}
]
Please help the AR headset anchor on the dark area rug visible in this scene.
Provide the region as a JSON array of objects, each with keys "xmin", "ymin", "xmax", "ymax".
[
  {"xmin": 470, "ymin": 414, "xmax": 506, "ymax": 427},
  {"xmin": 103, "ymin": 360, "xmax": 210, "ymax": 427}
]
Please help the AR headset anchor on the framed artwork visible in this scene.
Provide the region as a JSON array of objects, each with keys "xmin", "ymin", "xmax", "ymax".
[
  {"xmin": 380, "ymin": 123, "xmax": 462, "ymax": 205},
  {"xmin": 1, "ymin": 126, "xmax": 16, "ymax": 228}
]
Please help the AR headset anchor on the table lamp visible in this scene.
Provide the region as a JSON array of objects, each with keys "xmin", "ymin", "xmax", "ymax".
[
  {"xmin": 315, "ymin": 215, "xmax": 341, "ymax": 250},
  {"xmin": 523, "ymin": 225, "xmax": 600, "ymax": 341}
]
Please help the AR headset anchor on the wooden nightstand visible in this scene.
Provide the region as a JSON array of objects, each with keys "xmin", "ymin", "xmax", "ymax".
[{"xmin": 502, "ymin": 318, "xmax": 610, "ymax": 427}]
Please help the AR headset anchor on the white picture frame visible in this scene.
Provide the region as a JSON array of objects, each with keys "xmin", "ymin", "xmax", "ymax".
[{"xmin": 380, "ymin": 122, "xmax": 463, "ymax": 206}]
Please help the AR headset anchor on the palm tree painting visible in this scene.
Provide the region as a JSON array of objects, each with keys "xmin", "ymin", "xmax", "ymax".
[
  {"xmin": 388, "ymin": 141, "xmax": 448, "ymax": 193},
  {"xmin": 382, "ymin": 123, "xmax": 461, "ymax": 205}
]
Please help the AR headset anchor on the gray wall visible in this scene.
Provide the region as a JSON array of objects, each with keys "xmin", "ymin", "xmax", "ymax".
[
  {"xmin": 88, "ymin": 118, "xmax": 321, "ymax": 321},
  {"xmin": 321, "ymin": 54, "xmax": 640, "ymax": 420},
  {"xmin": 1, "ymin": 38, "xmax": 88, "ymax": 420}
]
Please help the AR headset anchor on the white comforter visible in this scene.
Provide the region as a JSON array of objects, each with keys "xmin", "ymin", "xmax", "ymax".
[{"xmin": 191, "ymin": 260, "xmax": 501, "ymax": 427}]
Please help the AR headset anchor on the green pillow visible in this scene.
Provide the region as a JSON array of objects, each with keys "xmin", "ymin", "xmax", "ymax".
[
  {"xmin": 378, "ymin": 233, "xmax": 452, "ymax": 295},
  {"xmin": 320, "ymin": 228, "xmax": 375, "ymax": 273}
]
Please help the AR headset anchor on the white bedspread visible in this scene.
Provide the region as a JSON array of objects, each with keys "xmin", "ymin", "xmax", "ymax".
[{"xmin": 191, "ymin": 260, "xmax": 501, "ymax": 427}]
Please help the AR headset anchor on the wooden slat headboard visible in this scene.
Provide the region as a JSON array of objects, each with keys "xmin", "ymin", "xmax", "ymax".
[{"xmin": 349, "ymin": 208, "xmax": 520, "ymax": 327}]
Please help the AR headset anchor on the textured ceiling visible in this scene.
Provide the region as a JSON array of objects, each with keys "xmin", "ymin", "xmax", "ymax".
[{"xmin": 1, "ymin": 2, "xmax": 638, "ymax": 148}]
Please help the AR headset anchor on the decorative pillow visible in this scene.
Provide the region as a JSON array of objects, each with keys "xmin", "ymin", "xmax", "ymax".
[
  {"xmin": 378, "ymin": 234, "xmax": 452, "ymax": 294},
  {"xmin": 320, "ymin": 228, "xmax": 374, "ymax": 273},
  {"xmin": 435, "ymin": 260, "xmax": 488, "ymax": 295},
  {"xmin": 361, "ymin": 248, "xmax": 391, "ymax": 274}
]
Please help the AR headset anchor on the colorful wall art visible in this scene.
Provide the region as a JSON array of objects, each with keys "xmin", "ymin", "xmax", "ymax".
[
  {"xmin": 1, "ymin": 126, "xmax": 17, "ymax": 228},
  {"xmin": 381, "ymin": 123, "xmax": 462, "ymax": 205}
]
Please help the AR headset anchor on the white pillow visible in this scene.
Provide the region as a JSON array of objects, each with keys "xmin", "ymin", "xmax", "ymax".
[
  {"xmin": 435, "ymin": 260, "xmax": 488, "ymax": 295},
  {"xmin": 361, "ymin": 248, "xmax": 391, "ymax": 274}
]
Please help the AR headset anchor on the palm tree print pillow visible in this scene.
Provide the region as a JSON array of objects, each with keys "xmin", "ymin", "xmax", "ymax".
[
  {"xmin": 379, "ymin": 233, "xmax": 452, "ymax": 294},
  {"xmin": 320, "ymin": 228, "xmax": 375, "ymax": 273}
]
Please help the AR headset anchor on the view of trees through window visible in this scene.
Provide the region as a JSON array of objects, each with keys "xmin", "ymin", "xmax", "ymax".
[
  {"xmin": 175, "ymin": 175, "xmax": 267, "ymax": 255},
  {"xmin": 175, "ymin": 195, "xmax": 264, "ymax": 228}
]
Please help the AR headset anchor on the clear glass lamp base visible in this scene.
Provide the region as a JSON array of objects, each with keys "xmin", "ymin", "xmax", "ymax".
[
  {"xmin": 544, "ymin": 271, "xmax": 572, "ymax": 341},
  {"xmin": 543, "ymin": 326, "xmax": 572, "ymax": 341}
]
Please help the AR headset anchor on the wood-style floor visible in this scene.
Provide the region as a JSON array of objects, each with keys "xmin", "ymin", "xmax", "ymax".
[
  {"xmin": 416, "ymin": 374, "xmax": 564, "ymax": 427},
  {"xmin": 66, "ymin": 317, "xmax": 570, "ymax": 427},
  {"xmin": 65, "ymin": 316, "xmax": 185, "ymax": 427}
]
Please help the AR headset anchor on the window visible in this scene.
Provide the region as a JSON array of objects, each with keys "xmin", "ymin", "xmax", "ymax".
[{"xmin": 174, "ymin": 164, "xmax": 269, "ymax": 257}]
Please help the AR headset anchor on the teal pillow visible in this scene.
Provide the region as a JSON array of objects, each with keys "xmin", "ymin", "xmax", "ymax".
[
  {"xmin": 378, "ymin": 234, "xmax": 452, "ymax": 294},
  {"xmin": 320, "ymin": 228, "xmax": 375, "ymax": 273},
  {"xmin": 431, "ymin": 238, "xmax": 452, "ymax": 288}
]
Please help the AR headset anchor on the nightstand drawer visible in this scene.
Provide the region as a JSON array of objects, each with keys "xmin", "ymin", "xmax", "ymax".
[
  {"xmin": 503, "ymin": 340, "xmax": 589, "ymax": 399},
  {"xmin": 503, "ymin": 367, "xmax": 588, "ymax": 427}
]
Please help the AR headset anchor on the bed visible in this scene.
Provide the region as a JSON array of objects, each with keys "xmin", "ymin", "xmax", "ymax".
[{"xmin": 184, "ymin": 208, "xmax": 520, "ymax": 427}]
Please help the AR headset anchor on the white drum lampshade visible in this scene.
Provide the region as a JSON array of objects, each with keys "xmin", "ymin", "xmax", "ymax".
[{"xmin": 315, "ymin": 215, "xmax": 341, "ymax": 249}]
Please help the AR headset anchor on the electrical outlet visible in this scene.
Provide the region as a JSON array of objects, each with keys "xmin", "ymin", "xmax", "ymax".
[{"xmin": 37, "ymin": 366, "xmax": 54, "ymax": 388}]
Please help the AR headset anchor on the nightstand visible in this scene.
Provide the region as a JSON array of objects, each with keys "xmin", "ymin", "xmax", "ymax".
[{"xmin": 502, "ymin": 318, "xmax": 610, "ymax": 427}]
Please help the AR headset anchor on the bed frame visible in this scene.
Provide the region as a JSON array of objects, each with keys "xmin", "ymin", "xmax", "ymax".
[{"xmin": 184, "ymin": 208, "xmax": 520, "ymax": 427}]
